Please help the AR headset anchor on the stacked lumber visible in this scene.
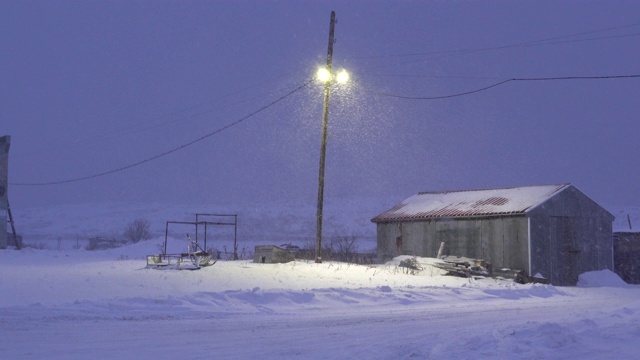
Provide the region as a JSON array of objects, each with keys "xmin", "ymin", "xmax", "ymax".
[{"xmin": 432, "ymin": 256, "xmax": 491, "ymax": 278}]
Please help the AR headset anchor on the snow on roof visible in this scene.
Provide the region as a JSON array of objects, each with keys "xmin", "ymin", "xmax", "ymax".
[{"xmin": 371, "ymin": 184, "xmax": 571, "ymax": 222}]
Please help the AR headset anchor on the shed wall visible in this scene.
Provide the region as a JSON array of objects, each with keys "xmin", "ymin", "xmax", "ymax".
[
  {"xmin": 528, "ymin": 186, "xmax": 613, "ymax": 285},
  {"xmin": 377, "ymin": 217, "xmax": 529, "ymax": 271},
  {"xmin": 375, "ymin": 185, "xmax": 614, "ymax": 285}
]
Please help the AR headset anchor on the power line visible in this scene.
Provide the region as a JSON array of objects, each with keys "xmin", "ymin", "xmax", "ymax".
[
  {"xmin": 395, "ymin": 32, "xmax": 640, "ymax": 60},
  {"xmin": 395, "ymin": 32, "xmax": 640, "ymax": 68},
  {"xmin": 367, "ymin": 74, "xmax": 640, "ymax": 100},
  {"xmin": 11, "ymin": 71, "xmax": 640, "ymax": 184},
  {"xmin": 348, "ymin": 21, "xmax": 640, "ymax": 61},
  {"xmin": 11, "ymin": 80, "xmax": 311, "ymax": 186},
  {"xmin": 15, "ymin": 70, "xmax": 305, "ymax": 159},
  {"xmin": 363, "ymin": 73, "xmax": 503, "ymax": 80}
]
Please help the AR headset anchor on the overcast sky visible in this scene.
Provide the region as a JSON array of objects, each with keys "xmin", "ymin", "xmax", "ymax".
[{"xmin": 2, "ymin": 0, "xmax": 640, "ymax": 210}]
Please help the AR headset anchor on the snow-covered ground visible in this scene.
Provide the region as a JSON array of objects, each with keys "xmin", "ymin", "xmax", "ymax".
[{"xmin": 2, "ymin": 201, "xmax": 640, "ymax": 359}]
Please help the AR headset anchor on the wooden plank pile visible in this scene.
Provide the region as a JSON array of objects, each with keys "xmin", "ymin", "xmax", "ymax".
[
  {"xmin": 432, "ymin": 256, "xmax": 492, "ymax": 279},
  {"xmin": 432, "ymin": 256, "xmax": 530, "ymax": 284}
]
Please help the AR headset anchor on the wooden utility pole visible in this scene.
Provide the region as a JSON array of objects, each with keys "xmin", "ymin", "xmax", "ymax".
[
  {"xmin": 7, "ymin": 198, "xmax": 19, "ymax": 249},
  {"xmin": 0, "ymin": 135, "xmax": 11, "ymax": 249},
  {"xmin": 315, "ymin": 11, "xmax": 336, "ymax": 263}
]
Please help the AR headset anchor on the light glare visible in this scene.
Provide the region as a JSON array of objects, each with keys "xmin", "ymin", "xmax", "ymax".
[
  {"xmin": 317, "ymin": 68, "xmax": 331, "ymax": 82},
  {"xmin": 336, "ymin": 69, "xmax": 349, "ymax": 84}
]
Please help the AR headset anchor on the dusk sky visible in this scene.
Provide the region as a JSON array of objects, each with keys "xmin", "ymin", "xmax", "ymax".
[{"xmin": 3, "ymin": 1, "xmax": 639, "ymax": 210}]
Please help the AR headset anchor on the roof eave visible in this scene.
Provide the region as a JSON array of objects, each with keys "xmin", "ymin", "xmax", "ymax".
[
  {"xmin": 523, "ymin": 183, "xmax": 572, "ymax": 215},
  {"xmin": 371, "ymin": 211, "xmax": 529, "ymax": 223}
]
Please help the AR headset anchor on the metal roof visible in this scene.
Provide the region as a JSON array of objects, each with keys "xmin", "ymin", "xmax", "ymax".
[{"xmin": 371, "ymin": 184, "xmax": 571, "ymax": 223}]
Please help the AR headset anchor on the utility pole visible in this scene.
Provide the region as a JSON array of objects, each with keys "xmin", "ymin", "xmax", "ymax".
[
  {"xmin": 315, "ymin": 11, "xmax": 336, "ymax": 263},
  {"xmin": 7, "ymin": 197, "xmax": 19, "ymax": 249},
  {"xmin": 0, "ymin": 135, "xmax": 9, "ymax": 250}
]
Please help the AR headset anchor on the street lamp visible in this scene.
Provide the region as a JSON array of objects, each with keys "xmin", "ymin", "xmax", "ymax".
[
  {"xmin": 317, "ymin": 68, "xmax": 331, "ymax": 83},
  {"xmin": 318, "ymin": 68, "xmax": 349, "ymax": 85},
  {"xmin": 314, "ymin": 12, "xmax": 349, "ymax": 263},
  {"xmin": 335, "ymin": 69, "xmax": 349, "ymax": 84}
]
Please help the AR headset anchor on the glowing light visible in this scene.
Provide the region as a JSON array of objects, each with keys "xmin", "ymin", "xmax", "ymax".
[
  {"xmin": 336, "ymin": 69, "xmax": 349, "ymax": 84},
  {"xmin": 317, "ymin": 67, "xmax": 331, "ymax": 82}
]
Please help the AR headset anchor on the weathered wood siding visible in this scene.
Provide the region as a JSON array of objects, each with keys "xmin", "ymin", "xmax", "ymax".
[
  {"xmin": 377, "ymin": 216, "xmax": 530, "ymax": 272},
  {"xmin": 528, "ymin": 186, "xmax": 613, "ymax": 286},
  {"xmin": 376, "ymin": 185, "xmax": 614, "ymax": 286},
  {"xmin": 614, "ymin": 232, "xmax": 640, "ymax": 284}
]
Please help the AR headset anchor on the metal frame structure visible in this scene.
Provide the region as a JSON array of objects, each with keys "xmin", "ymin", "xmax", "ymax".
[
  {"xmin": 146, "ymin": 220, "xmax": 217, "ymax": 269},
  {"xmin": 195, "ymin": 213, "xmax": 238, "ymax": 260},
  {"xmin": 163, "ymin": 220, "xmax": 214, "ymax": 255},
  {"xmin": 146, "ymin": 214, "xmax": 239, "ymax": 269}
]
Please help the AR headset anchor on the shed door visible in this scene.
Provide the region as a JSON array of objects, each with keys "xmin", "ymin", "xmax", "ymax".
[{"xmin": 550, "ymin": 216, "xmax": 580, "ymax": 285}]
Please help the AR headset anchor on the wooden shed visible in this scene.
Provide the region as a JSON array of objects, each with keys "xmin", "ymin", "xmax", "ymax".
[{"xmin": 372, "ymin": 184, "xmax": 614, "ymax": 286}]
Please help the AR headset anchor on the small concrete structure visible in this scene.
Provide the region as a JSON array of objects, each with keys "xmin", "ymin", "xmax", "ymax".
[
  {"xmin": 254, "ymin": 245, "xmax": 295, "ymax": 264},
  {"xmin": 372, "ymin": 184, "xmax": 614, "ymax": 286},
  {"xmin": 0, "ymin": 136, "xmax": 9, "ymax": 249}
]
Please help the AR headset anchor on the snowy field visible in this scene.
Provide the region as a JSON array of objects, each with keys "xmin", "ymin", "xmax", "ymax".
[{"xmin": 2, "ymin": 200, "xmax": 640, "ymax": 359}]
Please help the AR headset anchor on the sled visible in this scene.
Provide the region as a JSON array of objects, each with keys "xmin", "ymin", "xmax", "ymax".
[
  {"xmin": 146, "ymin": 251, "xmax": 216, "ymax": 270},
  {"xmin": 147, "ymin": 227, "xmax": 217, "ymax": 270}
]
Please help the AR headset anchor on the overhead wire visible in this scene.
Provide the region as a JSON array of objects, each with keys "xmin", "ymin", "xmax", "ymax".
[
  {"xmin": 82, "ymin": 79, "xmax": 306, "ymax": 145},
  {"xmin": 348, "ymin": 21, "xmax": 640, "ymax": 61},
  {"xmin": 347, "ymin": 22, "xmax": 640, "ymax": 76},
  {"xmin": 11, "ymin": 22, "xmax": 640, "ymax": 185},
  {"xmin": 393, "ymin": 32, "xmax": 640, "ymax": 68},
  {"xmin": 10, "ymin": 79, "xmax": 312, "ymax": 186},
  {"xmin": 366, "ymin": 74, "xmax": 640, "ymax": 100},
  {"xmin": 15, "ymin": 69, "xmax": 306, "ymax": 159}
]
